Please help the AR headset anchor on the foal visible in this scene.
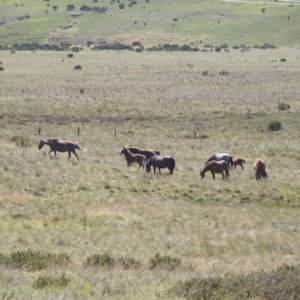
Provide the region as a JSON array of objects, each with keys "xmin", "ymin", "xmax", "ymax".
[
  {"xmin": 232, "ymin": 156, "xmax": 246, "ymax": 170},
  {"xmin": 120, "ymin": 147, "xmax": 147, "ymax": 170},
  {"xmin": 253, "ymin": 159, "xmax": 268, "ymax": 180}
]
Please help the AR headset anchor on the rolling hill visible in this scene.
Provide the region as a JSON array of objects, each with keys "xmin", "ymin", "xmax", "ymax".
[{"xmin": 0, "ymin": 0, "xmax": 300, "ymax": 47}]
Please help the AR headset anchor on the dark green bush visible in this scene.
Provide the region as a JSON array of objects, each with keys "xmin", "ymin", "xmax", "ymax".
[
  {"xmin": 0, "ymin": 66, "xmax": 4, "ymax": 71},
  {"xmin": 166, "ymin": 263, "xmax": 300, "ymax": 300},
  {"xmin": 219, "ymin": 70, "xmax": 229, "ymax": 75},
  {"xmin": 5, "ymin": 250, "xmax": 70, "ymax": 271},
  {"xmin": 67, "ymin": 53, "xmax": 73, "ymax": 58},
  {"xmin": 33, "ymin": 274, "xmax": 70, "ymax": 289},
  {"xmin": 83, "ymin": 253, "xmax": 115, "ymax": 268},
  {"xmin": 148, "ymin": 253, "xmax": 181, "ymax": 270},
  {"xmin": 269, "ymin": 120, "xmax": 282, "ymax": 131},
  {"xmin": 280, "ymin": 58, "xmax": 286, "ymax": 62},
  {"xmin": 278, "ymin": 102, "xmax": 290, "ymax": 111},
  {"xmin": 74, "ymin": 65, "xmax": 82, "ymax": 70}
]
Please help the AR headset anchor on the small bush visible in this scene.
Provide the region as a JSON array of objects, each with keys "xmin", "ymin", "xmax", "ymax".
[
  {"xmin": 278, "ymin": 102, "xmax": 290, "ymax": 111},
  {"xmin": 148, "ymin": 253, "xmax": 181, "ymax": 270},
  {"xmin": 67, "ymin": 53, "xmax": 73, "ymax": 58},
  {"xmin": 280, "ymin": 58, "xmax": 286, "ymax": 62},
  {"xmin": 71, "ymin": 46, "xmax": 80, "ymax": 52},
  {"xmin": 74, "ymin": 65, "xmax": 82, "ymax": 70},
  {"xmin": 269, "ymin": 120, "xmax": 282, "ymax": 131},
  {"xmin": 33, "ymin": 274, "xmax": 70, "ymax": 289},
  {"xmin": 0, "ymin": 66, "xmax": 4, "ymax": 71},
  {"xmin": 11, "ymin": 136, "xmax": 31, "ymax": 147},
  {"xmin": 219, "ymin": 70, "xmax": 229, "ymax": 76},
  {"xmin": 118, "ymin": 256, "xmax": 141, "ymax": 270},
  {"xmin": 79, "ymin": 88, "xmax": 84, "ymax": 94},
  {"xmin": 83, "ymin": 253, "xmax": 115, "ymax": 268},
  {"xmin": 202, "ymin": 70, "xmax": 208, "ymax": 76}
]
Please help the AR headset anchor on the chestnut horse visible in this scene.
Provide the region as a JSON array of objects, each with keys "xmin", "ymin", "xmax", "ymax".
[
  {"xmin": 125, "ymin": 147, "xmax": 160, "ymax": 160},
  {"xmin": 120, "ymin": 147, "xmax": 147, "ymax": 170},
  {"xmin": 146, "ymin": 154, "xmax": 175, "ymax": 174},
  {"xmin": 205, "ymin": 153, "xmax": 233, "ymax": 169},
  {"xmin": 38, "ymin": 138, "xmax": 85, "ymax": 160},
  {"xmin": 253, "ymin": 159, "xmax": 267, "ymax": 180},
  {"xmin": 232, "ymin": 156, "xmax": 246, "ymax": 170},
  {"xmin": 200, "ymin": 160, "xmax": 229, "ymax": 180}
]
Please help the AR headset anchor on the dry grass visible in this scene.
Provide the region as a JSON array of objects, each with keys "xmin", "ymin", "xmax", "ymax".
[{"xmin": 1, "ymin": 48, "xmax": 300, "ymax": 298}]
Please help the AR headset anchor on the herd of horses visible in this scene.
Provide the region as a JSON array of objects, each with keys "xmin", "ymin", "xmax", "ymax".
[{"xmin": 38, "ymin": 138, "xmax": 267, "ymax": 180}]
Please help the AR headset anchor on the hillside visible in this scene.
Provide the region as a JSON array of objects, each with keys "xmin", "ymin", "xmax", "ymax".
[{"xmin": 0, "ymin": 0, "xmax": 300, "ymax": 47}]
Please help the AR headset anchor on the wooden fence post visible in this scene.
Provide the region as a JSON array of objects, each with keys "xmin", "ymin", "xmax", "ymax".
[
  {"xmin": 114, "ymin": 130, "xmax": 117, "ymax": 137},
  {"xmin": 38, "ymin": 127, "xmax": 42, "ymax": 135},
  {"xmin": 77, "ymin": 127, "xmax": 80, "ymax": 135},
  {"xmin": 194, "ymin": 131, "xmax": 197, "ymax": 139}
]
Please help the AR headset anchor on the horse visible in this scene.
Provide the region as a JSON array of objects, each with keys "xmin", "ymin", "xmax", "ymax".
[
  {"xmin": 120, "ymin": 147, "xmax": 147, "ymax": 170},
  {"xmin": 200, "ymin": 160, "xmax": 229, "ymax": 180},
  {"xmin": 232, "ymin": 156, "xmax": 246, "ymax": 170},
  {"xmin": 253, "ymin": 159, "xmax": 268, "ymax": 180},
  {"xmin": 38, "ymin": 138, "xmax": 85, "ymax": 160},
  {"xmin": 205, "ymin": 153, "xmax": 233, "ymax": 169},
  {"xmin": 146, "ymin": 154, "xmax": 175, "ymax": 174},
  {"xmin": 125, "ymin": 147, "xmax": 160, "ymax": 160}
]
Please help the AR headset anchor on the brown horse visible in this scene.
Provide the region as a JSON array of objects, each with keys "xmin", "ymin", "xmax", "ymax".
[
  {"xmin": 253, "ymin": 159, "xmax": 268, "ymax": 180},
  {"xmin": 38, "ymin": 138, "xmax": 85, "ymax": 160},
  {"xmin": 126, "ymin": 147, "xmax": 160, "ymax": 160},
  {"xmin": 120, "ymin": 147, "xmax": 147, "ymax": 170},
  {"xmin": 205, "ymin": 153, "xmax": 233, "ymax": 169},
  {"xmin": 200, "ymin": 160, "xmax": 229, "ymax": 180},
  {"xmin": 232, "ymin": 156, "xmax": 246, "ymax": 170}
]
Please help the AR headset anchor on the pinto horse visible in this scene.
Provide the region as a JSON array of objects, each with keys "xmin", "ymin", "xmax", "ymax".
[
  {"xmin": 38, "ymin": 138, "xmax": 85, "ymax": 160},
  {"xmin": 253, "ymin": 159, "xmax": 268, "ymax": 180},
  {"xmin": 232, "ymin": 156, "xmax": 246, "ymax": 170},
  {"xmin": 205, "ymin": 153, "xmax": 233, "ymax": 169},
  {"xmin": 125, "ymin": 147, "xmax": 160, "ymax": 160},
  {"xmin": 146, "ymin": 155, "xmax": 175, "ymax": 174},
  {"xmin": 200, "ymin": 160, "xmax": 229, "ymax": 180},
  {"xmin": 120, "ymin": 147, "xmax": 147, "ymax": 170}
]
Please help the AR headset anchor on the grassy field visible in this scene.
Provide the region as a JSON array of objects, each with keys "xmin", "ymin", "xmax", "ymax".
[
  {"xmin": 1, "ymin": 0, "xmax": 300, "ymax": 46},
  {"xmin": 1, "ymin": 47, "xmax": 300, "ymax": 298}
]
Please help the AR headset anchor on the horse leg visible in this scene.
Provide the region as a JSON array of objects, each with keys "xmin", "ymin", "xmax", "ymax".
[
  {"xmin": 67, "ymin": 151, "xmax": 72, "ymax": 159},
  {"xmin": 48, "ymin": 149, "xmax": 55, "ymax": 158},
  {"xmin": 211, "ymin": 172, "xmax": 215, "ymax": 180},
  {"xmin": 153, "ymin": 166, "xmax": 156, "ymax": 174},
  {"xmin": 72, "ymin": 150, "xmax": 79, "ymax": 160}
]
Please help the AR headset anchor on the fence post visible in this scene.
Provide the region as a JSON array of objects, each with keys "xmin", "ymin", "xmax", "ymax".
[
  {"xmin": 194, "ymin": 131, "xmax": 196, "ymax": 139},
  {"xmin": 38, "ymin": 127, "xmax": 42, "ymax": 135},
  {"xmin": 77, "ymin": 127, "xmax": 80, "ymax": 135},
  {"xmin": 114, "ymin": 130, "xmax": 117, "ymax": 137}
]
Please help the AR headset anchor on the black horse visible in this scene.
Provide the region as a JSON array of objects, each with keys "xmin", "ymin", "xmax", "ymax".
[
  {"xmin": 38, "ymin": 138, "xmax": 85, "ymax": 160},
  {"xmin": 146, "ymin": 155, "xmax": 175, "ymax": 174}
]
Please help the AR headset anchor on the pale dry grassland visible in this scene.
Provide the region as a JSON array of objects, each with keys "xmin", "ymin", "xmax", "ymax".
[{"xmin": 1, "ymin": 48, "xmax": 300, "ymax": 298}]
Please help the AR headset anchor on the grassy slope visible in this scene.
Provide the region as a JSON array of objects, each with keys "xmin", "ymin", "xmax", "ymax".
[{"xmin": 0, "ymin": 0, "xmax": 300, "ymax": 46}]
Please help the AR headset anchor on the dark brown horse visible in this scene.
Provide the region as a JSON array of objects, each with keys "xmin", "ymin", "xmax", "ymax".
[
  {"xmin": 146, "ymin": 155, "xmax": 175, "ymax": 174},
  {"xmin": 200, "ymin": 160, "xmax": 229, "ymax": 179},
  {"xmin": 38, "ymin": 138, "xmax": 85, "ymax": 160},
  {"xmin": 205, "ymin": 153, "xmax": 233, "ymax": 169},
  {"xmin": 253, "ymin": 159, "xmax": 268, "ymax": 180},
  {"xmin": 120, "ymin": 147, "xmax": 147, "ymax": 170},
  {"xmin": 232, "ymin": 156, "xmax": 246, "ymax": 170},
  {"xmin": 125, "ymin": 147, "xmax": 160, "ymax": 160}
]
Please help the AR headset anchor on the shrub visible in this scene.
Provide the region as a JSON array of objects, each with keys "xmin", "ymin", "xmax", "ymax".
[
  {"xmin": 79, "ymin": 88, "xmax": 84, "ymax": 94},
  {"xmin": 67, "ymin": 53, "xmax": 73, "ymax": 58},
  {"xmin": 11, "ymin": 136, "xmax": 31, "ymax": 147},
  {"xmin": 0, "ymin": 66, "xmax": 4, "ymax": 71},
  {"xmin": 74, "ymin": 65, "xmax": 82, "ymax": 70},
  {"xmin": 280, "ymin": 58, "xmax": 286, "ymax": 62},
  {"xmin": 67, "ymin": 4, "xmax": 75, "ymax": 11},
  {"xmin": 261, "ymin": 8, "xmax": 266, "ymax": 13},
  {"xmin": 148, "ymin": 253, "xmax": 181, "ymax": 270},
  {"xmin": 52, "ymin": 5, "xmax": 58, "ymax": 10},
  {"xmin": 83, "ymin": 253, "xmax": 115, "ymax": 268},
  {"xmin": 33, "ymin": 274, "xmax": 70, "ymax": 289},
  {"xmin": 202, "ymin": 70, "xmax": 208, "ymax": 76},
  {"xmin": 219, "ymin": 70, "xmax": 229, "ymax": 75},
  {"xmin": 118, "ymin": 256, "xmax": 141, "ymax": 270},
  {"xmin": 8, "ymin": 249, "xmax": 71, "ymax": 271},
  {"xmin": 278, "ymin": 102, "xmax": 290, "ymax": 111},
  {"xmin": 269, "ymin": 120, "xmax": 282, "ymax": 131},
  {"xmin": 215, "ymin": 47, "xmax": 221, "ymax": 52}
]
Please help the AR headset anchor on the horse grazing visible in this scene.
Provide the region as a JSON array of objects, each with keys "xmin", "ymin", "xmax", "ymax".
[
  {"xmin": 146, "ymin": 154, "xmax": 175, "ymax": 174},
  {"xmin": 200, "ymin": 160, "xmax": 229, "ymax": 180},
  {"xmin": 253, "ymin": 159, "xmax": 268, "ymax": 180},
  {"xmin": 126, "ymin": 147, "xmax": 160, "ymax": 160},
  {"xmin": 120, "ymin": 147, "xmax": 147, "ymax": 170},
  {"xmin": 205, "ymin": 153, "xmax": 233, "ymax": 169},
  {"xmin": 38, "ymin": 138, "xmax": 85, "ymax": 160},
  {"xmin": 232, "ymin": 156, "xmax": 246, "ymax": 170}
]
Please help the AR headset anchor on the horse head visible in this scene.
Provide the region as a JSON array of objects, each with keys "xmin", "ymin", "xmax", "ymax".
[
  {"xmin": 38, "ymin": 139, "xmax": 45, "ymax": 150},
  {"xmin": 200, "ymin": 168, "xmax": 205, "ymax": 178}
]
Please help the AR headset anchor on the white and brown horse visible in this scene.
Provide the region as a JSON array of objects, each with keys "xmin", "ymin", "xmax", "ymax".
[
  {"xmin": 200, "ymin": 160, "xmax": 229, "ymax": 180},
  {"xmin": 205, "ymin": 153, "xmax": 233, "ymax": 169},
  {"xmin": 38, "ymin": 138, "xmax": 85, "ymax": 160},
  {"xmin": 253, "ymin": 159, "xmax": 268, "ymax": 180},
  {"xmin": 120, "ymin": 147, "xmax": 147, "ymax": 170}
]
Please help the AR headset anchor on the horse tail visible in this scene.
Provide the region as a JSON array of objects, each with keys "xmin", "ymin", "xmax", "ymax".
[
  {"xmin": 75, "ymin": 143, "xmax": 86, "ymax": 151},
  {"xmin": 169, "ymin": 157, "xmax": 175, "ymax": 174},
  {"xmin": 38, "ymin": 140, "xmax": 45, "ymax": 150}
]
